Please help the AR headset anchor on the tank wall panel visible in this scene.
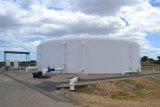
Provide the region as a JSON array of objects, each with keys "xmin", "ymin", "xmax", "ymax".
[
  {"xmin": 131, "ymin": 43, "xmax": 141, "ymax": 71},
  {"xmin": 65, "ymin": 40, "xmax": 83, "ymax": 73},
  {"xmin": 85, "ymin": 40, "xmax": 130, "ymax": 73},
  {"xmin": 37, "ymin": 37, "xmax": 141, "ymax": 73},
  {"xmin": 38, "ymin": 41, "xmax": 63, "ymax": 71}
]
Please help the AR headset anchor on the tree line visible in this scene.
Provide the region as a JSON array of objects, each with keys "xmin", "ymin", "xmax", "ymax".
[{"xmin": 141, "ymin": 56, "xmax": 160, "ymax": 64}]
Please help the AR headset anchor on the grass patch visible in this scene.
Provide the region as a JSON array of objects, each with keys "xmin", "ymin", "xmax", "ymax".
[
  {"xmin": 42, "ymin": 75, "xmax": 50, "ymax": 79},
  {"xmin": 111, "ymin": 89, "xmax": 146, "ymax": 100},
  {"xmin": 64, "ymin": 76, "xmax": 160, "ymax": 107},
  {"xmin": 111, "ymin": 92, "xmax": 129, "ymax": 99}
]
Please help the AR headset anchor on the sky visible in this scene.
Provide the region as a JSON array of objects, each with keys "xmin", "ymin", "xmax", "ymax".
[{"xmin": 0, "ymin": 0, "xmax": 160, "ymax": 61}]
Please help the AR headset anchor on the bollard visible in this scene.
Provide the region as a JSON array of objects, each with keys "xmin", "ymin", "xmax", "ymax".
[
  {"xmin": 69, "ymin": 83, "xmax": 75, "ymax": 91},
  {"xmin": 69, "ymin": 77, "xmax": 78, "ymax": 91},
  {"xmin": 153, "ymin": 68, "xmax": 155, "ymax": 72}
]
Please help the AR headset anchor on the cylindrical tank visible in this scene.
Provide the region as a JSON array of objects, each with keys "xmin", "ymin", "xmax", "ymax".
[{"xmin": 37, "ymin": 36, "xmax": 141, "ymax": 74}]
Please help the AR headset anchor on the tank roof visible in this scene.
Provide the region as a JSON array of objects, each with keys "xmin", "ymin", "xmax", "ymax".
[{"xmin": 39, "ymin": 36, "xmax": 139, "ymax": 46}]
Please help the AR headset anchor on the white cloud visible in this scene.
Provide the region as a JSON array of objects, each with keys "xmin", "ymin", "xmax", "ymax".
[
  {"xmin": 30, "ymin": 13, "xmax": 125, "ymax": 36},
  {"xmin": 30, "ymin": 40, "xmax": 41, "ymax": 47},
  {"xmin": 70, "ymin": 0, "xmax": 140, "ymax": 16},
  {"xmin": 0, "ymin": 0, "xmax": 159, "ymax": 60},
  {"xmin": 117, "ymin": 0, "xmax": 160, "ymax": 58},
  {"xmin": 120, "ymin": 1, "xmax": 160, "ymax": 33}
]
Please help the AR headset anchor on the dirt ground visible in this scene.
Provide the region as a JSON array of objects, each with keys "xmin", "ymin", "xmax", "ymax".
[{"xmin": 61, "ymin": 76, "xmax": 160, "ymax": 107}]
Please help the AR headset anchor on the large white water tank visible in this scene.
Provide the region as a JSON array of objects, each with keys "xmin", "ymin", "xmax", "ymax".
[{"xmin": 37, "ymin": 37, "xmax": 141, "ymax": 74}]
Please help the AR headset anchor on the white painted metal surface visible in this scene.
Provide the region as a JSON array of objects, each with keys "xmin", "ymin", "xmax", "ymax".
[
  {"xmin": 6, "ymin": 60, "xmax": 11, "ymax": 66},
  {"xmin": 37, "ymin": 37, "xmax": 141, "ymax": 74},
  {"xmin": 69, "ymin": 77, "xmax": 78, "ymax": 91},
  {"xmin": 13, "ymin": 60, "xmax": 19, "ymax": 69},
  {"xmin": 26, "ymin": 66, "xmax": 37, "ymax": 72}
]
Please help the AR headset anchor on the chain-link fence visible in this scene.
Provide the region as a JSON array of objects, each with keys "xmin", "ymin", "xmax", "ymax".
[{"xmin": 0, "ymin": 62, "xmax": 36, "ymax": 69}]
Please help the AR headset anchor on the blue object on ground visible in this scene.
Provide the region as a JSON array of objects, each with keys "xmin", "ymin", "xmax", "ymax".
[{"xmin": 47, "ymin": 66, "xmax": 55, "ymax": 72}]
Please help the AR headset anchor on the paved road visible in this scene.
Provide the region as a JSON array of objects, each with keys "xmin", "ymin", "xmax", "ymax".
[{"xmin": 0, "ymin": 73, "xmax": 75, "ymax": 107}]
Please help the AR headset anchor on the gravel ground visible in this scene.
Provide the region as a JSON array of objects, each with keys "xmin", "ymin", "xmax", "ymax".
[{"xmin": 61, "ymin": 76, "xmax": 160, "ymax": 107}]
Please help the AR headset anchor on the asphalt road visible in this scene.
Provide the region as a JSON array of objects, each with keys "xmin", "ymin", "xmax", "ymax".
[{"xmin": 0, "ymin": 73, "xmax": 75, "ymax": 107}]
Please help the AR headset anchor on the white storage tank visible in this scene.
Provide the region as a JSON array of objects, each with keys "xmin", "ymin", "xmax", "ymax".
[{"xmin": 37, "ymin": 37, "xmax": 141, "ymax": 74}]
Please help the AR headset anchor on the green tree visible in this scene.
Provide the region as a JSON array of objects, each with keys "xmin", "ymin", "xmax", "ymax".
[
  {"xmin": 157, "ymin": 56, "xmax": 160, "ymax": 61},
  {"xmin": 148, "ymin": 58, "xmax": 154, "ymax": 61},
  {"xmin": 141, "ymin": 56, "xmax": 149, "ymax": 62}
]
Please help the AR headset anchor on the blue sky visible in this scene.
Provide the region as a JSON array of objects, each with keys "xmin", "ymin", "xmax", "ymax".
[
  {"xmin": 149, "ymin": 0, "xmax": 160, "ymax": 7},
  {"xmin": 120, "ymin": 17, "xmax": 129, "ymax": 27},
  {"xmin": 0, "ymin": 0, "xmax": 160, "ymax": 61},
  {"xmin": 146, "ymin": 32, "xmax": 160, "ymax": 48}
]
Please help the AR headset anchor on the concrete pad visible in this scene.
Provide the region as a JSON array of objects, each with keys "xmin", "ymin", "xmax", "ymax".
[{"xmin": 0, "ymin": 73, "xmax": 76, "ymax": 107}]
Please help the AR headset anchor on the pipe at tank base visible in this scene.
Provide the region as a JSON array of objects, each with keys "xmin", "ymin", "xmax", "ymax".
[
  {"xmin": 69, "ymin": 77, "xmax": 78, "ymax": 91},
  {"xmin": 26, "ymin": 66, "xmax": 37, "ymax": 72},
  {"xmin": 55, "ymin": 68, "xmax": 64, "ymax": 71},
  {"xmin": 42, "ymin": 69, "xmax": 48, "ymax": 76},
  {"xmin": 122, "ymin": 70, "xmax": 140, "ymax": 75},
  {"xmin": 42, "ymin": 67, "xmax": 64, "ymax": 76}
]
